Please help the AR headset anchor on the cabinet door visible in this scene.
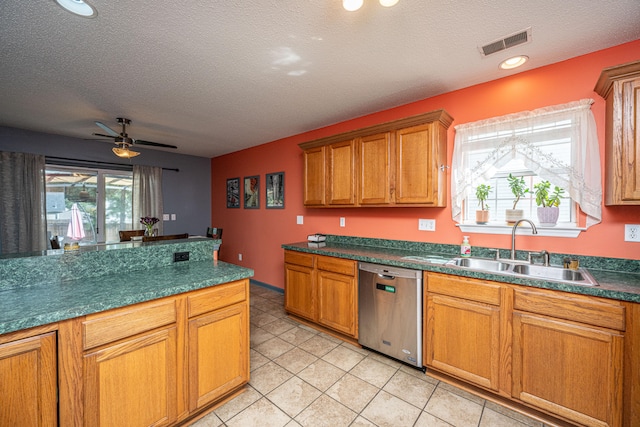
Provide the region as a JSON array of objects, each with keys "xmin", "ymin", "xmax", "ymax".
[
  {"xmin": 395, "ymin": 123, "xmax": 433, "ymax": 204},
  {"xmin": 83, "ymin": 327, "xmax": 178, "ymax": 427},
  {"xmin": 0, "ymin": 332, "xmax": 57, "ymax": 427},
  {"xmin": 358, "ymin": 132, "xmax": 393, "ymax": 205},
  {"xmin": 188, "ymin": 303, "xmax": 249, "ymax": 411},
  {"xmin": 512, "ymin": 312, "xmax": 623, "ymax": 427},
  {"xmin": 317, "ymin": 270, "xmax": 357, "ymax": 337},
  {"xmin": 284, "ymin": 262, "xmax": 316, "ymax": 321},
  {"xmin": 618, "ymin": 76, "xmax": 640, "ymax": 202},
  {"xmin": 303, "ymin": 146, "xmax": 326, "ymax": 206},
  {"xmin": 425, "ymin": 294, "xmax": 500, "ymax": 391},
  {"xmin": 327, "ymin": 140, "xmax": 356, "ymax": 205}
]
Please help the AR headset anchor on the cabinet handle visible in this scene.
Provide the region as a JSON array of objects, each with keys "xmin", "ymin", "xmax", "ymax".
[{"xmin": 439, "ymin": 165, "xmax": 450, "ymax": 172}]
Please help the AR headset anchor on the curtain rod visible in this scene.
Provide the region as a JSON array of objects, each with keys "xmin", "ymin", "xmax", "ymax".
[{"xmin": 46, "ymin": 156, "xmax": 179, "ymax": 172}]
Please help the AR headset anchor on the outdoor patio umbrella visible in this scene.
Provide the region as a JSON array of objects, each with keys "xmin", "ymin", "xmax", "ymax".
[{"xmin": 67, "ymin": 203, "xmax": 85, "ymax": 240}]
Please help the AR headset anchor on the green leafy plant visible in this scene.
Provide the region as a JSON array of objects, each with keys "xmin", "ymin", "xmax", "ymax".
[
  {"xmin": 507, "ymin": 173, "xmax": 530, "ymax": 210},
  {"xmin": 475, "ymin": 184, "xmax": 492, "ymax": 211},
  {"xmin": 533, "ymin": 181, "xmax": 564, "ymax": 207}
]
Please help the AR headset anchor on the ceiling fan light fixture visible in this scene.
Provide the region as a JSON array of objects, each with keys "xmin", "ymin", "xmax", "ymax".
[
  {"xmin": 54, "ymin": 0, "xmax": 97, "ymax": 18},
  {"xmin": 343, "ymin": 0, "xmax": 363, "ymax": 11},
  {"xmin": 500, "ymin": 55, "xmax": 529, "ymax": 70},
  {"xmin": 112, "ymin": 146, "xmax": 140, "ymax": 158}
]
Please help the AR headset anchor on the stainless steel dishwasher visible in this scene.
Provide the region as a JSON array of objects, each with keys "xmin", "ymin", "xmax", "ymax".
[{"xmin": 358, "ymin": 262, "xmax": 423, "ymax": 368}]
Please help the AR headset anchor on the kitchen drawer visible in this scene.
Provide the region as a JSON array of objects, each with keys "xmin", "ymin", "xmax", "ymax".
[
  {"xmin": 83, "ymin": 299, "xmax": 177, "ymax": 350},
  {"xmin": 285, "ymin": 251, "xmax": 314, "ymax": 268},
  {"xmin": 426, "ymin": 272, "xmax": 502, "ymax": 305},
  {"xmin": 317, "ymin": 255, "xmax": 356, "ymax": 276},
  {"xmin": 514, "ymin": 287, "xmax": 625, "ymax": 331},
  {"xmin": 188, "ymin": 279, "xmax": 248, "ymax": 318}
]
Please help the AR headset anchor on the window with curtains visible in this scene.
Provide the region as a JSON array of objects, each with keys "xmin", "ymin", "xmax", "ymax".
[
  {"xmin": 45, "ymin": 166, "xmax": 133, "ymax": 245},
  {"xmin": 451, "ymin": 99, "xmax": 602, "ymax": 235}
]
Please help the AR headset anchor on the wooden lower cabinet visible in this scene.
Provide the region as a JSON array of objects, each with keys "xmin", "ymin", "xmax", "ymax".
[
  {"xmin": 284, "ymin": 251, "xmax": 316, "ymax": 321},
  {"xmin": 512, "ymin": 287, "xmax": 625, "ymax": 427},
  {"xmin": 284, "ymin": 250, "xmax": 357, "ymax": 339},
  {"xmin": 0, "ymin": 331, "xmax": 57, "ymax": 427},
  {"xmin": 425, "ymin": 273, "xmax": 503, "ymax": 392},
  {"xmin": 83, "ymin": 327, "xmax": 178, "ymax": 427},
  {"xmin": 188, "ymin": 302, "xmax": 249, "ymax": 411}
]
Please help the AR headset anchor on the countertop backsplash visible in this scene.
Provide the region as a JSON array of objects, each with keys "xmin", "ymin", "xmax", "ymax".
[{"xmin": 0, "ymin": 238, "xmax": 221, "ymax": 291}]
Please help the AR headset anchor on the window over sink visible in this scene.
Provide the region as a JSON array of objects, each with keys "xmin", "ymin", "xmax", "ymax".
[{"xmin": 451, "ymin": 99, "xmax": 602, "ymax": 237}]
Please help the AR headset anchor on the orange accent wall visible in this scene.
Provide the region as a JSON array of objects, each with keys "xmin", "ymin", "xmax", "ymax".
[{"xmin": 212, "ymin": 40, "xmax": 640, "ymax": 289}]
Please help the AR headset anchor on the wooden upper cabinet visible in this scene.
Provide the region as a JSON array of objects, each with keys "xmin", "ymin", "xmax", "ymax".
[
  {"xmin": 300, "ymin": 109, "xmax": 453, "ymax": 208},
  {"xmin": 358, "ymin": 132, "xmax": 393, "ymax": 205},
  {"xmin": 327, "ymin": 140, "xmax": 356, "ymax": 205},
  {"xmin": 595, "ymin": 60, "xmax": 640, "ymax": 205},
  {"xmin": 303, "ymin": 146, "xmax": 326, "ymax": 206}
]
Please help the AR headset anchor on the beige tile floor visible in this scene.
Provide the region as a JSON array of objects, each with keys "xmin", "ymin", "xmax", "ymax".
[{"xmin": 191, "ymin": 284, "xmax": 551, "ymax": 427}]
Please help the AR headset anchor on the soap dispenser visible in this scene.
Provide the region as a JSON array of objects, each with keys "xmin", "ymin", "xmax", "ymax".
[{"xmin": 461, "ymin": 236, "xmax": 471, "ymax": 257}]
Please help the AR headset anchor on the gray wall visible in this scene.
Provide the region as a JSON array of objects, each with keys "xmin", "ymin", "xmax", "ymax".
[{"xmin": 0, "ymin": 126, "xmax": 211, "ymax": 237}]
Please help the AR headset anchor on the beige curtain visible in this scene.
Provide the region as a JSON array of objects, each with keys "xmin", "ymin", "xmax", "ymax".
[
  {"xmin": 133, "ymin": 165, "xmax": 163, "ymax": 235},
  {"xmin": 0, "ymin": 151, "xmax": 47, "ymax": 254}
]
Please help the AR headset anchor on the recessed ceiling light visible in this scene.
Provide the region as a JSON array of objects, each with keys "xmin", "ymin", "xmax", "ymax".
[
  {"xmin": 379, "ymin": 0, "xmax": 400, "ymax": 7},
  {"xmin": 500, "ymin": 55, "xmax": 529, "ymax": 70},
  {"xmin": 343, "ymin": 0, "xmax": 364, "ymax": 11},
  {"xmin": 54, "ymin": 0, "xmax": 97, "ymax": 18}
]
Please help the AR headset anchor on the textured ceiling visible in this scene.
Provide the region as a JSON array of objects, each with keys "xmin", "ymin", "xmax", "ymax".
[{"xmin": 0, "ymin": 1, "xmax": 639, "ymax": 158}]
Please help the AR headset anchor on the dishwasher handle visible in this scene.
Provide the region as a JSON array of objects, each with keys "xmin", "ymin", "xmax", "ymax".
[{"xmin": 378, "ymin": 273, "xmax": 396, "ymax": 280}]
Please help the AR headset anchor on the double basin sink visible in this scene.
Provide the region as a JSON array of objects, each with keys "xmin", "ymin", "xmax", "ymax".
[{"xmin": 402, "ymin": 256, "xmax": 598, "ymax": 286}]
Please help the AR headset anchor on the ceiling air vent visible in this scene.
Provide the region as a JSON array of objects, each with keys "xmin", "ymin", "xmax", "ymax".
[{"xmin": 479, "ymin": 27, "xmax": 532, "ymax": 57}]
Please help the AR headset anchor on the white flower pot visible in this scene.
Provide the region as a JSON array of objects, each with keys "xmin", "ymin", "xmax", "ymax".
[
  {"xmin": 505, "ymin": 209, "xmax": 524, "ymax": 225},
  {"xmin": 537, "ymin": 207, "xmax": 559, "ymax": 226}
]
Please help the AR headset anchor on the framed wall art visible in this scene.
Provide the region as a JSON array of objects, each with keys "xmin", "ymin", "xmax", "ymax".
[
  {"xmin": 226, "ymin": 177, "xmax": 240, "ymax": 208},
  {"xmin": 266, "ymin": 172, "xmax": 284, "ymax": 209},
  {"xmin": 244, "ymin": 175, "xmax": 260, "ymax": 209}
]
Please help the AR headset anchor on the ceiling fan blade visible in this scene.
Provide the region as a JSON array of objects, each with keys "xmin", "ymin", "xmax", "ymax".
[
  {"xmin": 95, "ymin": 121, "xmax": 119, "ymax": 137},
  {"xmin": 92, "ymin": 132, "xmax": 117, "ymax": 139},
  {"xmin": 133, "ymin": 139, "xmax": 178, "ymax": 149}
]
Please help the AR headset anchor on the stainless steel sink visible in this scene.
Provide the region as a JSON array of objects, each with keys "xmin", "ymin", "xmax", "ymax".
[
  {"xmin": 445, "ymin": 257, "xmax": 598, "ymax": 286},
  {"xmin": 511, "ymin": 264, "xmax": 594, "ymax": 284},
  {"xmin": 448, "ymin": 257, "xmax": 511, "ymax": 271}
]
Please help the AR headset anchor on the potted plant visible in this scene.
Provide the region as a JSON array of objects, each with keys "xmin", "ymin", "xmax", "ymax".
[
  {"xmin": 506, "ymin": 173, "xmax": 529, "ymax": 225},
  {"xmin": 534, "ymin": 181, "xmax": 564, "ymax": 226},
  {"xmin": 475, "ymin": 184, "xmax": 491, "ymax": 224}
]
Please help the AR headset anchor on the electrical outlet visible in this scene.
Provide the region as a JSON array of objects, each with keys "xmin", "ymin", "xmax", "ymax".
[
  {"xmin": 297, "ymin": 215, "xmax": 304, "ymax": 225},
  {"xmin": 340, "ymin": 217, "xmax": 346, "ymax": 227},
  {"xmin": 173, "ymin": 252, "xmax": 189, "ymax": 262},
  {"xmin": 418, "ymin": 219, "xmax": 436, "ymax": 231},
  {"xmin": 625, "ymin": 224, "xmax": 640, "ymax": 242},
  {"xmin": 238, "ymin": 253, "xmax": 243, "ymax": 261}
]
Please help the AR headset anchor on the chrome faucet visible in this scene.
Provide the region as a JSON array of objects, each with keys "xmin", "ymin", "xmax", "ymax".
[{"xmin": 511, "ymin": 219, "xmax": 538, "ymax": 260}]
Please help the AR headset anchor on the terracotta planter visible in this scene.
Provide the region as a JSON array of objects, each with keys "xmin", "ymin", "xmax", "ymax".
[
  {"xmin": 505, "ymin": 209, "xmax": 524, "ymax": 225},
  {"xmin": 476, "ymin": 210, "xmax": 490, "ymax": 224},
  {"xmin": 537, "ymin": 206, "xmax": 559, "ymax": 226}
]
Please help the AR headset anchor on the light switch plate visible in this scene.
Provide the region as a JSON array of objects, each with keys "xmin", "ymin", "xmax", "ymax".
[
  {"xmin": 297, "ymin": 215, "xmax": 304, "ymax": 225},
  {"xmin": 340, "ymin": 217, "xmax": 345, "ymax": 227},
  {"xmin": 163, "ymin": 213, "xmax": 170, "ymax": 221}
]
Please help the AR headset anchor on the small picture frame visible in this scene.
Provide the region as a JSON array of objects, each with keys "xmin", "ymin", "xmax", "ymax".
[
  {"xmin": 266, "ymin": 172, "xmax": 285, "ymax": 209},
  {"xmin": 226, "ymin": 178, "xmax": 240, "ymax": 208},
  {"xmin": 244, "ymin": 175, "xmax": 260, "ymax": 209}
]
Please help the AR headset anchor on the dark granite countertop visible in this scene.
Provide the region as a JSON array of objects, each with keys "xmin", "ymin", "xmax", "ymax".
[
  {"xmin": 0, "ymin": 239, "xmax": 253, "ymax": 335},
  {"xmin": 282, "ymin": 240, "xmax": 640, "ymax": 303}
]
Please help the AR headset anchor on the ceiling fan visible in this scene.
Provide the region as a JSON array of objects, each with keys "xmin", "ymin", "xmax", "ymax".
[{"xmin": 93, "ymin": 117, "xmax": 178, "ymax": 158}]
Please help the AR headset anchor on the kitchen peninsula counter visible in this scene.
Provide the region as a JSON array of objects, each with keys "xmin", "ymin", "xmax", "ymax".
[{"xmin": 282, "ymin": 235, "xmax": 640, "ymax": 303}]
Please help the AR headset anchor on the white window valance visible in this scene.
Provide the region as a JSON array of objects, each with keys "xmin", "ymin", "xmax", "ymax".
[{"xmin": 451, "ymin": 99, "xmax": 602, "ymax": 228}]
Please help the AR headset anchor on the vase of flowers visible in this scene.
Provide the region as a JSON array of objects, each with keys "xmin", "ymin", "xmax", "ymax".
[{"xmin": 140, "ymin": 216, "xmax": 160, "ymax": 237}]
